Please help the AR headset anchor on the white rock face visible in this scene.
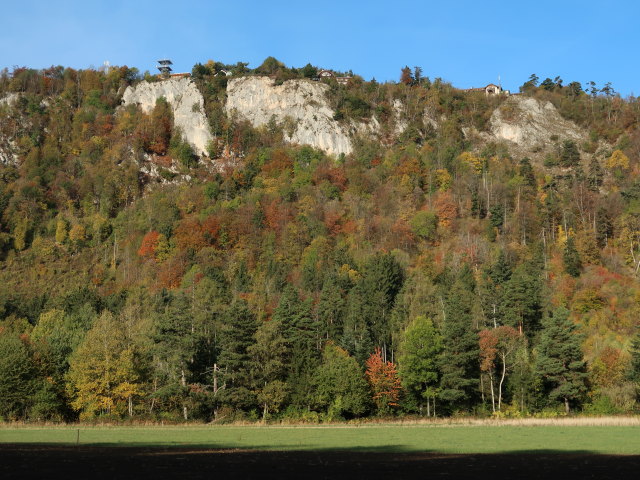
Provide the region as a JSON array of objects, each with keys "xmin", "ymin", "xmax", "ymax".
[
  {"xmin": 226, "ymin": 76, "xmax": 353, "ymax": 157},
  {"xmin": 121, "ymin": 77, "xmax": 213, "ymax": 156},
  {"xmin": 392, "ymin": 99, "xmax": 408, "ymax": 136},
  {"xmin": 0, "ymin": 140, "xmax": 18, "ymax": 166},
  {"xmin": 489, "ymin": 96, "xmax": 584, "ymax": 149},
  {"xmin": 0, "ymin": 94, "xmax": 19, "ymax": 165},
  {"xmin": 0, "ymin": 93, "xmax": 19, "ymax": 107}
]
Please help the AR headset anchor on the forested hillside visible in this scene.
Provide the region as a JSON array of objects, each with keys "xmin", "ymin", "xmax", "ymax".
[{"xmin": 1, "ymin": 59, "xmax": 640, "ymax": 422}]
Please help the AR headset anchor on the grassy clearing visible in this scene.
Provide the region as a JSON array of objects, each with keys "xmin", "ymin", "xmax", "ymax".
[{"xmin": 1, "ymin": 418, "xmax": 640, "ymax": 454}]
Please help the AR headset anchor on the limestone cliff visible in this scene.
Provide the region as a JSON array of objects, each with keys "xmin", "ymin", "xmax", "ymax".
[
  {"xmin": 489, "ymin": 96, "xmax": 585, "ymax": 150},
  {"xmin": 0, "ymin": 94, "xmax": 19, "ymax": 165},
  {"xmin": 121, "ymin": 77, "xmax": 213, "ymax": 156},
  {"xmin": 225, "ymin": 76, "xmax": 354, "ymax": 157}
]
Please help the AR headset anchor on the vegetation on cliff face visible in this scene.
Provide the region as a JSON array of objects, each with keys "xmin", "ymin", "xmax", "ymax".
[{"xmin": 1, "ymin": 59, "xmax": 640, "ymax": 422}]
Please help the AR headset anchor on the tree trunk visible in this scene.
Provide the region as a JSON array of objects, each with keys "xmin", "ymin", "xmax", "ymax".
[
  {"xmin": 488, "ymin": 373, "xmax": 496, "ymax": 413},
  {"xmin": 564, "ymin": 397, "xmax": 570, "ymax": 415},
  {"xmin": 498, "ymin": 353, "xmax": 507, "ymax": 412},
  {"xmin": 181, "ymin": 369, "xmax": 188, "ymax": 420}
]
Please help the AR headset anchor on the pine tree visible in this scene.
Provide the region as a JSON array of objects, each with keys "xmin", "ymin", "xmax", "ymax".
[{"xmin": 535, "ymin": 307, "xmax": 588, "ymax": 414}]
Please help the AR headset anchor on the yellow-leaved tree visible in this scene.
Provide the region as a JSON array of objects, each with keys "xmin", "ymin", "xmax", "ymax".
[
  {"xmin": 66, "ymin": 311, "xmax": 142, "ymax": 419},
  {"xmin": 605, "ymin": 149, "xmax": 629, "ymax": 171}
]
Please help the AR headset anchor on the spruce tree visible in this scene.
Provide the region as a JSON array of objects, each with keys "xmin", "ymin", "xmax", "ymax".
[
  {"xmin": 535, "ymin": 307, "xmax": 588, "ymax": 414},
  {"xmin": 560, "ymin": 140, "xmax": 580, "ymax": 167},
  {"xmin": 563, "ymin": 236, "xmax": 582, "ymax": 277},
  {"xmin": 317, "ymin": 275, "xmax": 346, "ymax": 342},
  {"xmin": 272, "ymin": 286, "xmax": 319, "ymax": 409},
  {"xmin": 341, "ymin": 281, "xmax": 374, "ymax": 364},
  {"xmin": 519, "ymin": 157, "xmax": 536, "ymax": 189},
  {"xmin": 587, "ymin": 157, "xmax": 603, "ymax": 191},
  {"xmin": 627, "ymin": 330, "xmax": 640, "ymax": 399},
  {"xmin": 217, "ymin": 301, "xmax": 259, "ymax": 411},
  {"xmin": 502, "ymin": 263, "xmax": 542, "ymax": 334},
  {"xmin": 248, "ymin": 319, "xmax": 288, "ymax": 420},
  {"xmin": 361, "ymin": 253, "xmax": 404, "ymax": 357},
  {"xmin": 152, "ymin": 293, "xmax": 198, "ymax": 419},
  {"xmin": 438, "ymin": 268, "xmax": 480, "ymax": 411}
]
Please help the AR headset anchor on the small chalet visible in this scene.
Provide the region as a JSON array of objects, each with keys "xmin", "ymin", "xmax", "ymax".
[
  {"xmin": 466, "ymin": 84, "xmax": 509, "ymax": 96},
  {"xmin": 317, "ymin": 69, "xmax": 334, "ymax": 79}
]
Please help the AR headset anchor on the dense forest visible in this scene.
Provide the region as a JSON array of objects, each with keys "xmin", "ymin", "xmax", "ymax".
[{"xmin": 1, "ymin": 58, "xmax": 640, "ymax": 422}]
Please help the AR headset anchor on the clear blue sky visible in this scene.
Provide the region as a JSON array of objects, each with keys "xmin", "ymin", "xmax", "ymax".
[{"xmin": 1, "ymin": 0, "xmax": 638, "ymax": 95}]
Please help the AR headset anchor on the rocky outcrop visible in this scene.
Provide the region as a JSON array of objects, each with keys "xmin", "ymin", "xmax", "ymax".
[
  {"xmin": 489, "ymin": 96, "xmax": 585, "ymax": 150},
  {"xmin": 0, "ymin": 93, "xmax": 19, "ymax": 108},
  {"xmin": 225, "ymin": 76, "xmax": 354, "ymax": 157},
  {"xmin": 121, "ymin": 77, "xmax": 212, "ymax": 156},
  {"xmin": 0, "ymin": 140, "xmax": 18, "ymax": 166},
  {"xmin": 0, "ymin": 94, "xmax": 19, "ymax": 165}
]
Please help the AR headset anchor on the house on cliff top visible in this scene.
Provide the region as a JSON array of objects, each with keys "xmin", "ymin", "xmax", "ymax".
[
  {"xmin": 466, "ymin": 83, "xmax": 510, "ymax": 96},
  {"xmin": 315, "ymin": 69, "xmax": 352, "ymax": 85}
]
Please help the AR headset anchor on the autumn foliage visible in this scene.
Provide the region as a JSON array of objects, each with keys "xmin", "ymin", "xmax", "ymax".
[
  {"xmin": 138, "ymin": 231, "xmax": 160, "ymax": 259},
  {"xmin": 365, "ymin": 348, "xmax": 402, "ymax": 411}
]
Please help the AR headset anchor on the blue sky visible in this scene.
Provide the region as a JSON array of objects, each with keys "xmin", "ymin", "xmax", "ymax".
[{"xmin": 1, "ymin": 0, "xmax": 638, "ymax": 95}]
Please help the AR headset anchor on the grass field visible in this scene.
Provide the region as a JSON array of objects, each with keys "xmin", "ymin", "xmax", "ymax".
[{"xmin": 2, "ymin": 419, "xmax": 640, "ymax": 454}]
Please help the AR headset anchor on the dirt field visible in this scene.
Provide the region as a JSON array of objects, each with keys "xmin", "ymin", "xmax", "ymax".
[{"xmin": 2, "ymin": 445, "xmax": 640, "ymax": 479}]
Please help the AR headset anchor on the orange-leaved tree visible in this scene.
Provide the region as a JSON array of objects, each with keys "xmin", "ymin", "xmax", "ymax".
[
  {"xmin": 365, "ymin": 347, "xmax": 402, "ymax": 413},
  {"xmin": 479, "ymin": 326, "xmax": 522, "ymax": 413},
  {"xmin": 138, "ymin": 230, "xmax": 160, "ymax": 259}
]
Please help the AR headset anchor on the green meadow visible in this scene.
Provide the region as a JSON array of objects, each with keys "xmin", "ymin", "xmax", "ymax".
[{"xmin": 2, "ymin": 422, "xmax": 640, "ymax": 454}]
